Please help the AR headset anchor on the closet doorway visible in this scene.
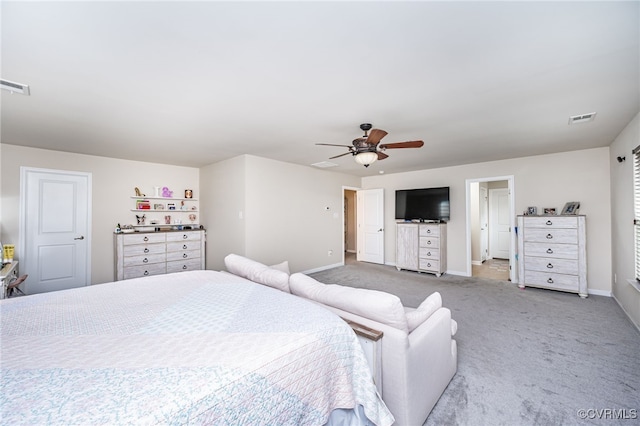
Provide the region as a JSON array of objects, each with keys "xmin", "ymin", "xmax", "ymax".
[{"xmin": 466, "ymin": 176, "xmax": 515, "ymax": 282}]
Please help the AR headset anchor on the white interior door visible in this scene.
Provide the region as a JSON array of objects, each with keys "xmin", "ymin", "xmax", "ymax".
[
  {"xmin": 357, "ymin": 188, "xmax": 384, "ymax": 264},
  {"xmin": 489, "ymin": 188, "xmax": 510, "ymax": 259},
  {"xmin": 20, "ymin": 167, "xmax": 92, "ymax": 294},
  {"xmin": 480, "ymin": 186, "xmax": 489, "ymax": 262}
]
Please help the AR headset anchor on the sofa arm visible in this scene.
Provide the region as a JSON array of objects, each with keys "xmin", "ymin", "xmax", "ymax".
[{"xmin": 383, "ymin": 308, "xmax": 458, "ymax": 425}]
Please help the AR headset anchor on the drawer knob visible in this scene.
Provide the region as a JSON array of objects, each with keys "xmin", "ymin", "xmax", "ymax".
[
  {"xmin": 182, "ymin": 265, "xmax": 188, "ymax": 270},
  {"xmin": 427, "ymin": 263, "xmax": 432, "ymax": 267},
  {"xmin": 183, "ymin": 234, "xmax": 188, "ymax": 239},
  {"xmin": 144, "ymin": 236, "xmax": 149, "ymax": 241},
  {"xmin": 547, "ymin": 278, "xmax": 554, "ymax": 284},
  {"xmin": 426, "ymin": 229, "xmax": 431, "ymax": 234},
  {"xmin": 546, "ymin": 220, "xmax": 553, "ymax": 226},
  {"xmin": 144, "ymin": 270, "xmax": 149, "ymax": 276},
  {"xmin": 427, "ymin": 252, "xmax": 432, "ymax": 256},
  {"xmin": 546, "ymin": 234, "xmax": 553, "ymax": 239},
  {"xmin": 183, "ymin": 244, "xmax": 187, "ymax": 249},
  {"xmin": 546, "ymin": 248, "xmax": 554, "ymax": 254},
  {"xmin": 547, "ymin": 263, "xmax": 554, "ymax": 269},
  {"xmin": 143, "ymin": 258, "xmax": 148, "ymax": 263},
  {"xmin": 427, "ymin": 240, "xmax": 432, "ymax": 245},
  {"xmin": 183, "ymin": 253, "xmax": 188, "ymax": 258},
  {"xmin": 144, "ymin": 248, "xmax": 149, "ymax": 253}
]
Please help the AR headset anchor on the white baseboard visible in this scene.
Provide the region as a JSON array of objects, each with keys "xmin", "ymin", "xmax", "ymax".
[
  {"xmin": 588, "ymin": 288, "xmax": 612, "ymax": 297},
  {"xmin": 301, "ymin": 262, "xmax": 343, "ymax": 275},
  {"xmin": 472, "ymin": 260, "xmax": 483, "ymax": 266}
]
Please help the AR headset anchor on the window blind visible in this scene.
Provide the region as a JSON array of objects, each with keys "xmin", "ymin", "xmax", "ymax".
[{"xmin": 634, "ymin": 145, "xmax": 640, "ymax": 281}]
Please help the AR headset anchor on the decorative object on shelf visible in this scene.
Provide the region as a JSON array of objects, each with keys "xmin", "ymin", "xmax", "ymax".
[
  {"xmin": 168, "ymin": 203, "xmax": 176, "ymax": 210},
  {"xmin": 154, "ymin": 203, "xmax": 165, "ymax": 210},
  {"xmin": 164, "ymin": 215, "xmax": 171, "ymax": 225},
  {"xmin": 136, "ymin": 214, "xmax": 146, "ymax": 225},
  {"xmin": 154, "ymin": 186, "xmax": 161, "ymax": 197},
  {"xmin": 162, "ymin": 187, "xmax": 173, "ymax": 198},
  {"xmin": 543, "ymin": 208, "xmax": 556, "ymax": 215},
  {"xmin": 561, "ymin": 201, "xmax": 580, "ymax": 215},
  {"xmin": 136, "ymin": 199, "xmax": 151, "ymax": 210},
  {"xmin": 191, "ymin": 206, "xmax": 197, "ymax": 211},
  {"xmin": 185, "ymin": 189, "xmax": 193, "ymax": 198},
  {"xmin": 526, "ymin": 206, "xmax": 537, "ymax": 215},
  {"xmin": 134, "ymin": 187, "xmax": 145, "ymax": 197},
  {"xmin": 189, "ymin": 214, "xmax": 197, "ymax": 223}
]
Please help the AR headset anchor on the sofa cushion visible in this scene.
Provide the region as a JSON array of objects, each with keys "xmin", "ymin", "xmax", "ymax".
[
  {"xmin": 289, "ymin": 273, "xmax": 408, "ymax": 333},
  {"xmin": 224, "ymin": 254, "xmax": 290, "ymax": 293},
  {"xmin": 269, "ymin": 260, "xmax": 290, "ymax": 275},
  {"xmin": 404, "ymin": 292, "xmax": 443, "ymax": 332}
]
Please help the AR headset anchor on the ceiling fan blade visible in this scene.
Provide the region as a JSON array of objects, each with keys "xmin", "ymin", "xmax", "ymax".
[
  {"xmin": 316, "ymin": 143, "xmax": 353, "ymax": 148},
  {"xmin": 329, "ymin": 152, "xmax": 353, "ymax": 159},
  {"xmin": 377, "ymin": 152, "xmax": 389, "ymax": 160},
  {"xmin": 379, "ymin": 140, "xmax": 424, "ymax": 149},
  {"xmin": 366, "ymin": 129, "xmax": 388, "ymax": 146}
]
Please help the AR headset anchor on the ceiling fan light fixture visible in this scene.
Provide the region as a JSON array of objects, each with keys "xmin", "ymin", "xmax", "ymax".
[{"xmin": 354, "ymin": 151, "xmax": 378, "ymax": 167}]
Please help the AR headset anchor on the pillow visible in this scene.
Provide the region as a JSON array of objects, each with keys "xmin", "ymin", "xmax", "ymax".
[
  {"xmin": 224, "ymin": 254, "xmax": 290, "ymax": 293},
  {"xmin": 290, "ymin": 273, "xmax": 408, "ymax": 333},
  {"xmin": 269, "ymin": 260, "xmax": 290, "ymax": 275},
  {"xmin": 405, "ymin": 292, "xmax": 442, "ymax": 332}
]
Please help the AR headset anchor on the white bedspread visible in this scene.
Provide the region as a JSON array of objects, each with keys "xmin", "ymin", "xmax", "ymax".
[{"xmin": 0, "ymin": 270, "xmax": 393, "ymax": 425}]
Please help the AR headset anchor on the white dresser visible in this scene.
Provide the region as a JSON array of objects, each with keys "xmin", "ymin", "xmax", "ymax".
[
  {"xmin": 114, "ymin": 229, "xmax": 205, "ymax": 281},
  {"xmin": 517, "ymin": 215, "xmax": 587, "ymax": 297},
  {"xmin": 396, "ymin": 222, "xmax": 447, "ymax": 277}
]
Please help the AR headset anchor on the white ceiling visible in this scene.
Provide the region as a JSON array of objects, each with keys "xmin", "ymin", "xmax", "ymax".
[{"xmin": 2, "ymin": 1, "xmax": 638, "ymax": 177}]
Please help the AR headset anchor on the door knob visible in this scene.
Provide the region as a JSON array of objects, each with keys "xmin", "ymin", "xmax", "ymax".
[{"xmin": 74, "ymin": 236, "xmax": 85, "ymax": 240}]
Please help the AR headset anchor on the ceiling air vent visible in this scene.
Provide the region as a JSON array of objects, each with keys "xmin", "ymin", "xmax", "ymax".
[
  {"xmin": 311, "ymin": 161, "xmax": 338, "ymax": 168},
  {"xmin": 1, "ymin": 79, "xmax": 30, "ymax": 95},
  {"xmin": 568, "ymin": 112, "xmax": 596, "ymax": 125}
]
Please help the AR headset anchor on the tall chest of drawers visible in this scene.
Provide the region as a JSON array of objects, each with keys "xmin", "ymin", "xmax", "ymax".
[
  {"xmin": 396, "ymin": 222, "xmax": 447, "ymax": 277},
  {"xmin": 114, "ymin": 229, "xmax": 206, "ymax": 281},
  {"xmin": 517, "ymin": 215, "xmax": 587, "ymax": 298}
]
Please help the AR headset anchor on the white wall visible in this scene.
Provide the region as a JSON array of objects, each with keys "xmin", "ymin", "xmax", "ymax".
[
  {"xmin": 609, "ymin": 112, "xmax": 640, "ymax": 329},
  {"xmin": 1, "ymin": 144, "xmax": 199, "ymax": 284},
  {"xmin": 362, "ymin": 147, "xmax": 612, "ymax": 294},
  {"xmin": 199, "ymin": 155, "xmax": 360, "ymax": 272},
  {"xmin": 200, "ymin": 155, "xmax": 247, "ymax": 271}
]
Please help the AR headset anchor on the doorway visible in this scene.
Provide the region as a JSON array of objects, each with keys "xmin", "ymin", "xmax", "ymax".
[{"xmin": 466, "ymin": 176, "xmax": 515, "ymax": 282}]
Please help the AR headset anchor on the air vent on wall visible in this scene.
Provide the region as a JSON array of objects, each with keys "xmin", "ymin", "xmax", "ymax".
[
  {"xmin": 568, "ymin": 112, "xmax": 596, "ymax": 124},
  {"xmin": 1, "ymin": 79, "xmax": 30, "ymax": 95}
]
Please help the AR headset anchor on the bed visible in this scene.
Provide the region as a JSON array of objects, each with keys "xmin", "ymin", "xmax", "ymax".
[{"xmin": 0, "ymin": 270, "xmax": 393, "ymax": 425}]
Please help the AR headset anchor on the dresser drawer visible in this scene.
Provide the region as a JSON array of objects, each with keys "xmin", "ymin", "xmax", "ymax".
[
  {"xmin": 524, "ymin": 257, "xmax": 579, "ymax": 275},
  {"xmin": 123, "ymin": 243, "xmax": 166, "ymax": 257},
  {"xmin": 523, "ymin": 271, "xmax": 579, "ymax": 292},
  {"xmin": 122, "ymin": 232, "xmax": 166, "ymax": 245},
  {"xmin": 167, "ymin": 241, "xmax": 201, "ymax": 252},
  {"xmin": 419, "ymin": 259, "xmax": 440, "ymax": 272},
  {"xmin": 167, "ymin": 231, "xmax": 202, "ymax": 242},
  {"xmin": 523, "ymin": 228, "xmax": 577, "ymax": 244},
  {"xmin": 167, "ymin": 249, "xmax": 200, "ymax": 262},
  {"xmin": 419, "ymin": 226, "xmax": 440, "ymax": 237},
  {"xmin": 123, "ymin": 253, "xmax": 166, "ymax": 267},
  {"xmin": 167, "ymin": 258, "xmax": 202, "ymax": 273},
  {"xmin": 419, "ymin": 237, "xmax": 440, "ymax": 249},
  {"xmin": 419, "ymin": 247, "xmax": 440, "ymax": 260},
  {"xmin": 123, "ymin": 263, "xmax": 166, "ymax": 280},
  {"xmin": 523, "ymin": 242, "xmax": 578, "ymax": 260},
  {"xmin": 523, "ymin": 217, "xmax": 577, "ymax": 229}
]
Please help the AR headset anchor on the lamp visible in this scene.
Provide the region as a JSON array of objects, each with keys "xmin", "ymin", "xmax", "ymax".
[{"xmin": 354, "ymin": 151, "xmax": 378, "ymax": 167}]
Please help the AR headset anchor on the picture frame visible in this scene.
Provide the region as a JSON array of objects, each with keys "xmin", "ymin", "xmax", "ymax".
[
  {"xmin": 561, "ymin": 201, "xmax": 580, "ymax": 215},
  {"xmin": 526, "ymin": 206, "xmax": 537, "ymax": 215},
  {"xmin": 543, "ymin": 208, "xmax": 556, "ymax": 215},
  {"xmin": 154, "ymin": 203, "xmax": 165, "ymax": 210}
]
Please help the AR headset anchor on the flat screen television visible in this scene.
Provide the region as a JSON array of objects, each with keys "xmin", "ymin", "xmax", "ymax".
[{"xmin": 395, "ymin": 187, "xmax": 450, "ymax": 222}]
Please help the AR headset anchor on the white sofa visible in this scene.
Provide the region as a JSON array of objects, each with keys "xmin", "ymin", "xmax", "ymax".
[{"xmin": 223, "ymin": 254, "xmax": 458, "ymax": 426}]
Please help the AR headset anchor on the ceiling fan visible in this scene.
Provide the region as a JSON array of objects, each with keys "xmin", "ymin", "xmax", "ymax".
[{"xmin": 316, "ymin": 123, "xmax": 424, "ymax": 167}]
